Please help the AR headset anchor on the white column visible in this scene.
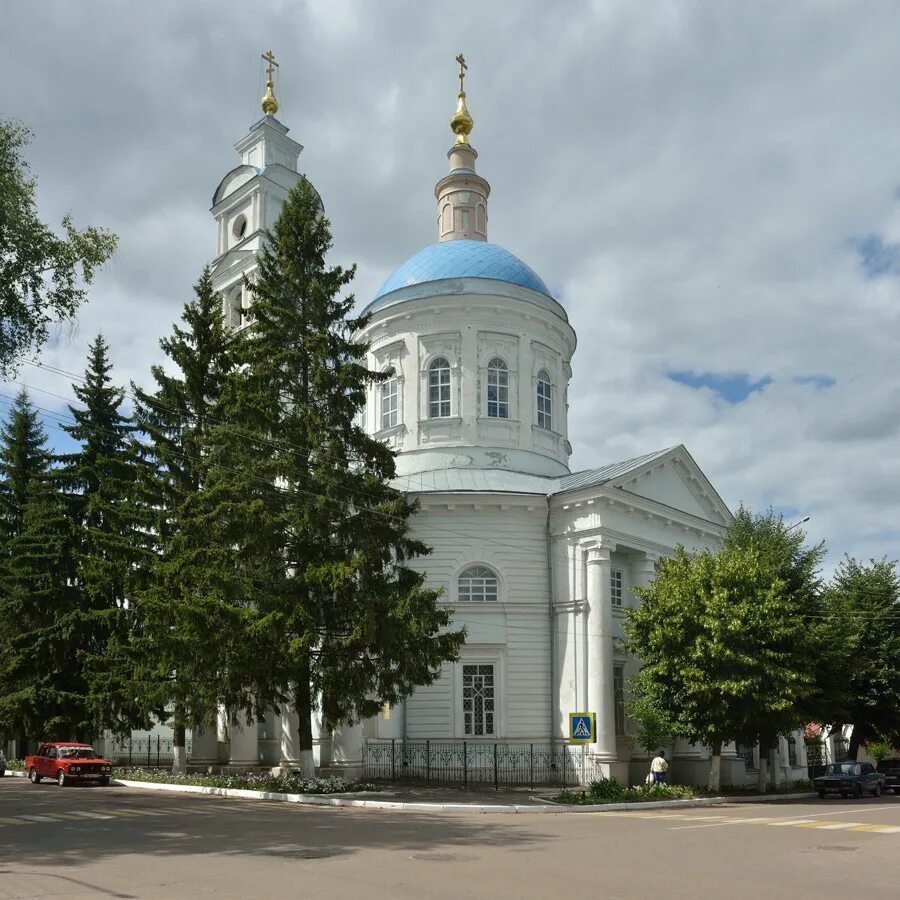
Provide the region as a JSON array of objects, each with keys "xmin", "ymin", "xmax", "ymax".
[
  {"xmin": 632, "ymin": 553, "xmax": 659, "ymax": 600},
  {"xmin": 190, "ymin": 725, "xmax": 219, "ymax": 766},
  {"xmin": 279, "ymin": 703, "xmax": 302, "ymax": 768},
  {"xmin": 586, "ymin": 542, "xmax": 617, "ymax": 759},
  {"xmin": 227, "ymin": 712, "xmax": 259, "ymax": 767},
  {"xmin": 330, "ymin": 721, "xmax": 364, "ymax": 778}
]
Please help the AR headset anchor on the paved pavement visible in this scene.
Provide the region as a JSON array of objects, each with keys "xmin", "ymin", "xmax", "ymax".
[{"xmin": 1, "ymin": 777, "xmax": 898, "ymax": 898}]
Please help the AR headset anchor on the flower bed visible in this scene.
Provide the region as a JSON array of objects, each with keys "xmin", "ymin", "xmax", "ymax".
[
  {"xmin": 112, "ymin": 767, "xmax": 376, "ymax": 795},
  {"xmin": 2, "ymin": 759, "xmax": 25, "ymax": 771},
  {"xmin": 553, "ymin": 778, "xmax": 699, "ymax": 805}
]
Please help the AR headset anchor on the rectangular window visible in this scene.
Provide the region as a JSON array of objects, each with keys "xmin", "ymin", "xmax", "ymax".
[
  {"xmin": 380, "ymin": 378, "xmax": 398, "ymax": 430},
  {"xmin": 610, "ymin": 569, "xmax": 624, "ymax": 607},
  {"xmin": 487, "ymin": 363, "xmax": 509, "ymax": 419},
  {"xmin": 787, "ymin": 736, "xmax": 797, "ymax": 767},
  {"xmin": 537, "ymin": 379, "xmax": 552, "ymax": 430},
  {"xmin": 462, "ymin": 664, "xmax": 495, "ymax": 736},
  {"xmin": 461, "ymin": 209, "xmax": 470, "ymax": 230},
  {"xmin": 613, "ymin": 665, "xmax": 625, "ymax": 736}
]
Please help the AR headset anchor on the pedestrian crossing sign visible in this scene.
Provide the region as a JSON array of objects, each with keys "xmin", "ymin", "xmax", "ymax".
[{"xmin": 569, "ymin": 712, "xmax": 596, "ymax": 744}]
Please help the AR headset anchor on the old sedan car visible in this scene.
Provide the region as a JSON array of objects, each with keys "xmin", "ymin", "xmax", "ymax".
[
  {"xmin": 25, "ymin": 743, "xmax": 113, "ymax": 786},
  {"xmin": 814, "ymin": 761, "xmax": 886, "ymax": 798}
]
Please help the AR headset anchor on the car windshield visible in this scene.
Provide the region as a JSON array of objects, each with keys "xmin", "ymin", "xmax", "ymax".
[
  {"xmin": 59, "ymin": 746, "xmax": 96, "ymax": 759},
  {"xmin": 825, "ymin": 763, "xmax": 859, "ymax": 776}
]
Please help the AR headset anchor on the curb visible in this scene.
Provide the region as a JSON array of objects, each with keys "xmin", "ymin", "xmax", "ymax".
[{"xmin": 2, "ymin": 770, "xmax": 817, "ymax": 813}]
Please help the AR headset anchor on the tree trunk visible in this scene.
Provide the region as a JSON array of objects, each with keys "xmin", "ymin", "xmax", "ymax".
[
  {"xmin": 848, "ymin": 725, "xmax": 861, "ymax": 761},
  {"xmin": 757, "ymin": 742, "xmax": 768, "ymax": 794},
  {"xmin": 708, "ymin": 739, "xmax": 722, "ymax": 792},
  {"xmin": 172, "ymin": 704, "xmax": 187, "ymax": 775},
  {"xmin": 770, "ymin": 743, "xmax": 781, "ymax": 790},
  {"xmin": 294, "ymin": 654, "xmax": 316, "ymax": 778}
]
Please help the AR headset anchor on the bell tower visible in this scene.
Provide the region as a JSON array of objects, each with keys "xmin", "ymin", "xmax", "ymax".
[{"xmin": 209, "ymin": 51, "xmax": 304, "ymax": 329}]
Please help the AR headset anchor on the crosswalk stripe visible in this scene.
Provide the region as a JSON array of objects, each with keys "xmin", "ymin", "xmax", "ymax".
[
  {"xmin": 18, "ymin": 814, "xmax": 61, "ymax": 822},
  {"xmin": 767, "ymin": 819, "xmax": 817, "ymax": 826},
  {"xmin": 0, "ymin": 817, "xmax": 28, "ymax": 825},
  {"xmin": 815, "ymin": 822, "xmax": 867, "ymax": 830},
  {"xmin": 793, "ymin": 821, "xmax": 835, "ymax": 828},
  {"xmin": 114, "ymin": 808, "xmax": 165, "ymax": 816},
  {"xmin": 847, "ymin": 824, "xmax": 900, "ymax": 833},
  {"xmin": 70, "ymin": 811, "xmax": 116, "ymax": 819}
]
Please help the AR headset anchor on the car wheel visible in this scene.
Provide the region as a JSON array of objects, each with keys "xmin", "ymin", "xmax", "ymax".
[
  {"xmin": 855, "ymin": 783, "xmax": 863, "ymax": 798},
  {"xmin": 29, "ymin": 767, "xmax": 41, "ymax": 784},
  {"xmin": 57, "ymin": 769, "xmax": 66, "ymax": 787},
  {"xmin": 818, "ymin": 791, "xmax": 826, "ymax": 799},
  {"xmin": 873, "ymin": 783, "xmax": 882, "ymax": 797},
  {"xmin": 98, "ymin": 777, "xmax": 109, "ymax": 787}
]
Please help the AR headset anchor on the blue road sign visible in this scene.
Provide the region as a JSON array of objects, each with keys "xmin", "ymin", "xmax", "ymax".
[{"xmin": 569, "ymin": 712, "xmax": 596, "ymax": 744}]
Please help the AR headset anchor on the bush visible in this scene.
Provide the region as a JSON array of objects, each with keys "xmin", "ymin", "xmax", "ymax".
[
  {"xmin": 113, "ymin": 767, "xmax": 376, "ymax": 795},
  {"xmin": 554, "ymin": 779, "xmax": 700, "ymax": 805},
  {"xmin": 3, "ymin": 759, "xmax": 25, "ymax": 771}
]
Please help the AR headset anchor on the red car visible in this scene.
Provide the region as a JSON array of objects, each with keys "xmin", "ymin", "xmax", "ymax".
[{"xmin": 26, "ymin": 742, "xmax": 113, "ymax": 786}]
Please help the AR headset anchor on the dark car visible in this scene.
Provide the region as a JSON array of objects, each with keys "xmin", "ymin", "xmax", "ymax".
[
  {"xmin": 814, "ymin": 762, "xmax": 886, "ymax": 798},
  {"xmin": 876, "ymin": 758, "xmax": 900, "ymax": 794}
]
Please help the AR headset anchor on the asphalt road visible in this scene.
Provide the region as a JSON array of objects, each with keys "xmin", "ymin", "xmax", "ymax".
[{"xmin": 1, "ymin": 776, "xmax": 899, "ymax": 899}]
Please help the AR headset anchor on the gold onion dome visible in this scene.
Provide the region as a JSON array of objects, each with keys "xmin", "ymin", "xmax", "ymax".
[
  {"xmin": 450, "ymin": 91, "xmax": 474, "ymax": 145},
  {"xmin": 261, "ymin": 79, "xmax": 279, "ymax": 116}
]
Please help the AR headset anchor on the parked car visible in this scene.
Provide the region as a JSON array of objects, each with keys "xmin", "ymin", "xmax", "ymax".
[
  {"xmin": 25, "ymin": 743, "xmax": 113, "ymax": 787},
  {"xmin": 814, "ymin": 762, "xmax": 886, "ymax": 798},
  {"xmin": 876, "ymin": 758, "xmax": 900, "ymax": 794}
]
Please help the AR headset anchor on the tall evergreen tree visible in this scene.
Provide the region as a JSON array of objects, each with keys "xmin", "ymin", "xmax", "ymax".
[
  {"xmin": 60, "ymin": 335, "xmax": 154, "ymax": 734},
  {"xmin": 122, "ymin": 268, "xmax": 235, "ymax": 771},
  {"xmin": 0, "ymin": 387, "xmax": 50, "ymax": 548},
  {"xmin": 0, "ymin": 475, "xmax": 83, "ymax": 740},
  {"xmin": 189, "ymin": 178, "xmax": 464, "ymax": 774}
]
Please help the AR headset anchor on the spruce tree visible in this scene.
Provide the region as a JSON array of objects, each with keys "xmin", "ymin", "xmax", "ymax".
[
  {"xmin": 0, "ymin": 387, "xmax": 50, "ymax": 548},
  {"xmin": 194, "ymin": 178, "xmax": 464, "ymax": 774},
  {"xmin": 60, "ymin": 334, "xmax": 154, "ymax": 735},
  {"xmin": 127, "ymin": 268, "xmax": 235, "ymax": 771},
  {"xmin": 0, "ymin": 475, "xmax": 83, "ymax": 740}
]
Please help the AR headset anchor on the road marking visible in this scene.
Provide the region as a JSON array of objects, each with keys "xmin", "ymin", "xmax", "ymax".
[
  {"xmin": 815, "ymin": 822, "xmax": 867, "ymax": 830},
  {"xmin": 766, "ymin": 819, "xmax": 818, "ymax": 826},
  {"xmin": 113, "ymin": 808, "xmax": 165, "ymax": 816},
  {"xmin": 0, "ymin": 817, "xmax": 28, "ymax": 825},
  {"xmin": 847, "ymin": 824, "xmax": 900, "ymax": 833},
  {"xmin": 793, "ymin": 821, "xmax": 835, "ymax": 828},
  {"xmin": 70, "ymin": 811, "xmax": 116, "ymax": 819},
  {"xmin": 18, "ymin": 814, "xmax": 61, "ymax": 822}
]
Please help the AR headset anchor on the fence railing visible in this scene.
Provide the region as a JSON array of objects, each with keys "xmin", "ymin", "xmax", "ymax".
[
  {"xmin": 363, "ymin": 739, "xmax": 604, "ymax": 789},
  {"xmin": 105, "ymin": 737, "xmax": 192, "ymax": 768}
]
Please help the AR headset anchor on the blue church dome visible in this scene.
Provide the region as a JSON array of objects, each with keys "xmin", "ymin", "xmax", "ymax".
[{"xmin": 374, "ymin": 240, "xmax": 551, "ymax": 299}]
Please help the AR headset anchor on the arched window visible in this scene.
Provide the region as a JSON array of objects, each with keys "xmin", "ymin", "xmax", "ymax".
[
  {"xmin": 380, "ymin": 374, "xmax": 399, "ymax": 430},
  {"xmin": 458, "ymin": 566, "xmax": 499, "ymax": 602},
  {"xmin": 428, "ymin": 357, "xmax": 451, "ymax": 418},
  {"xmin": 486, "ymin": 358, "xmax": 509, "ymax": 419},
  {"xmin": 536, "ymin": 370, "xmax": 552, "ymax": 430}
]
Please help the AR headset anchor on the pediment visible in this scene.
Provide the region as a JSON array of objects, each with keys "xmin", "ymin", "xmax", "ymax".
[
  {"xmin": 612, "ymin": 445, "xmax": 732, "ymax": 526},
  {"xmin": 212, "ymin": 165, "xmax": 258, "ymax": 206}
]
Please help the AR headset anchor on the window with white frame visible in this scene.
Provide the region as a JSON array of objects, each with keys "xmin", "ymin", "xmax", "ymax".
[
  {"xmin": 380, "ymin": 375, "xmax": 398, "ymax": 430},
  {"xmin": 613, "ymin": 665, "xmax": 625, "ymax": 735},
  {"xmin": 428, "ymin": 357, "xmax": 451, "ymax": 418},
  {"xmin": 611, "ymin": 568, "xmax": 624, "ymax": 607},
  {"xmin": 536, "ymin": 370, "xmax": 552, "ymax": 430},
  {"xmin": 486, "ymin": 357, "xmax": 509, "ymax": 419},
  {"xmin": 458, "ymin": 566, "xmax": 499, "ymax": 602},
  {"xmin": 462, "ymin": 664, "xmax": 495, "ymax": 736}
]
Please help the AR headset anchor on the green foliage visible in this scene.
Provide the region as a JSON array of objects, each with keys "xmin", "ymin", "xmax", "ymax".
[
  {"xmin": 4, "ymin": 758, "xmax": 25, "ymax": 770},
  {"xmin": 826, "ymin": 557, "xmax": 900, "ymax": 758},
  {"xmin": 864, "ymin": 740, "xmax": 892, "ymax": 763},
  {"xmin": 0, "ymin": 120, "xmax": 116, "ymax": 374},
  {"xmin": 626, "ymin": 694, "xmax": 672, "ymax": 755},
  {"xmin": 182, "ymin": 178, "xmax": 465, "ymax": 741},
  {"xmin": 554, "ymin": 780, "xmax": 699, "ymax": 805}
]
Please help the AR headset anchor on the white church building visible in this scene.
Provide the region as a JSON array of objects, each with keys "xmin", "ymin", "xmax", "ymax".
[{"xmin": 191, "ymin": 58, "xmax": 809, "ymax": 788}]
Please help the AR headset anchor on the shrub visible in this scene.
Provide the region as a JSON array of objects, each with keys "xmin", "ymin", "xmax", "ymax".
[
  {"xmin": 587, "ymin": 777, "xmax": 627, "ymax": 801},
  {"xmin": 113, "ymin": 768, "xmax": 376, "ymax": 794},
  {"xmin": 554, "ymin": 779, "xmax": 701, "ymax": 805},
  {"xmin": 3, "ymin": 759, "xmax": 25, "ymax": 771}
]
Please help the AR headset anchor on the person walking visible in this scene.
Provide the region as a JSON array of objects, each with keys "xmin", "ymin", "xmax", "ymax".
[{"xmin": 650, "ymin": 749, "xmax": 669, "ymax": 784}]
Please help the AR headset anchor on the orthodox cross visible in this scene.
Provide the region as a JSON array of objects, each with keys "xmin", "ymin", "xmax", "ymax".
[
  {"xmin": 456, "ymin": 52, "xmax": 467, "ymax": 93},
  {"xmin": 262, "ymin": 49, "xmax": 279, "ymax": 82}
]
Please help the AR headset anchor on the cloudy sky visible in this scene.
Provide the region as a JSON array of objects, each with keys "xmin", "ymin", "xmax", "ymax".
[{"xmin": 2, "ymin": 0, "xmax": 899, "ymax": 572}]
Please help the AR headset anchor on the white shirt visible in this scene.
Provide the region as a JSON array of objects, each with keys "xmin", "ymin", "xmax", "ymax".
[{"xmin": 650, "ymin": 755, "xmax": 669, "ymax": 773}]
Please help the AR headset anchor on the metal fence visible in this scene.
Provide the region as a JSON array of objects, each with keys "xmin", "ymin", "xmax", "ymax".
[
  {"xmin": 105, "ymin": 737, "xmax": 192, "ymax": 768},
  {"xmin": 805, "ymin": 739, "xmax": 826, "ymax": 778},
  {"xmin": 363, "ymin": 739, "xmax": 604, "ymax": 789}
]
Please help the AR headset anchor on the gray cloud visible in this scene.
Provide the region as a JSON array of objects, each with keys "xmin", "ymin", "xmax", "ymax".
[{"xmin": 2, "ymin": 0, "xmax": 900, "ymax": 572}]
